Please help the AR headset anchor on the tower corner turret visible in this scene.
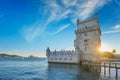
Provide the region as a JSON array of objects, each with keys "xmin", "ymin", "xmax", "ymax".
[{"xmin": 46, "ymin": 47, "xmax": 50, "ymax": 57}]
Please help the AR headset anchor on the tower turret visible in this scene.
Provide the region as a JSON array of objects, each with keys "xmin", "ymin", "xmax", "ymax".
[
  {"xmin": 77, "ymin": 18, "xmax": 80, "ymax": 26},
  {"xmin": 46, "ymin": 47, "xmax": 50, "ymax": 57},
  {"xmin": 94, "ymin": 13, "xmax": 98, "ymax": 19}
]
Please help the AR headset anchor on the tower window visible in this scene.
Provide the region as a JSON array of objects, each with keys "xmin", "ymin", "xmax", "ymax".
[
  {"xmin": 60, "ymin": 58, "xmax": 62, "ymax": 60},
  {"xmin": 84, "ymin": 32, "xmax": 87, "ymax": 36},
  {"xmin": 85, "ymin": 47, "xmax": 87, "ymax": 50},
  {"xmin": 55, "ymin": 58, "xmax": 57, "ymax": 60},
  {"xmin": 84, "ymin": 39, "xmax": 88, "ymax": 42}
]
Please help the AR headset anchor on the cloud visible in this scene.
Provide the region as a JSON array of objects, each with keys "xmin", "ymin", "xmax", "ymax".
[
  {"xmin": 43, "ymin": 0, "xmax": 111, "ymax": 24},
  {"xmin": 23, "ymin": 0, "xmax": 111, "ymax": 42},
  {"xmin": 57, "ymin": 9, "xmax": 72, "ymax": 20},
  {"xmin": 62, "ymin": 0, "xmax": 77, "ymax": 8},
  {"xmin": 78, "ymin": 0, "xmax": 110, "ymax": 20},
  {"xmin": 113, "ymin": 25, "xmax": 120, "ymax": 29},
  {"xmin": 51, "ymin": 24, "xmax": 70, "ymax": 35},
  {"xmin": 102, "ymin": 30, "xmax": 120, "ymax": 34},
  {"xmin": 46, "ymin": 0, "xmax": 111, "ymax": 21},
  {"xmin": 102, "ymin": 24, "xmax": 120, "ymax": 34},
  {"xmin": 22, "ymin": 21, "xmax": 43, "ymax": 42}
]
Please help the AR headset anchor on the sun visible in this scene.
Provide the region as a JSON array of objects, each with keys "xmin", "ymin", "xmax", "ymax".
[
  {"xmin": 99, "ymin": 47, "xmax": 106, "ymax": 52},
  {"xmin": 99, "ymin": 42, "xmax": 113, "ymax": 52}
]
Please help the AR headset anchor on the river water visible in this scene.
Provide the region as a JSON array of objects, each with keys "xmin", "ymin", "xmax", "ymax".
[{"xmin": 0, "ymin": 58, "xmax": 119, "ymax": 80}]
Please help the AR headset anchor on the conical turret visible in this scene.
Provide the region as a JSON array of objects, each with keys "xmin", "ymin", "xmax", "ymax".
[{"xmin": 46, "ymin": 47, "xmax": 50, "ymax": 57}]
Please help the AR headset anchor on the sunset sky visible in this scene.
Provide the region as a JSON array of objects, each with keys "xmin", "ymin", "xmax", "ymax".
[{"xmin": 0, "ymin": 0, "xmax": 120, "ymax": 57}]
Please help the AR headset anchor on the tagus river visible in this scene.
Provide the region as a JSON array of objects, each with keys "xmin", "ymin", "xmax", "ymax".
[{"xmin": 0, "ymin": 58, "xmax": 120, "ymax": 80}]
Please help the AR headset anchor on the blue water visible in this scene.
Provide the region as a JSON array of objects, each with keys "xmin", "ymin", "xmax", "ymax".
[{"xmin": 0, "ymin": 58, "xmax": 119, "ymax": 80}]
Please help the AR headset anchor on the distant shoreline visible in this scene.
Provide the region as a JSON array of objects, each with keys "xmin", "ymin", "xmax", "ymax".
[{"xmin": 0, "ymin": 53, "xmax": 45, "ymax": 58}]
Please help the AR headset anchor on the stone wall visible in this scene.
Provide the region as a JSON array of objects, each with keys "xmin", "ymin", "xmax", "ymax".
[{"xmin": 47, "ymin": 50, "xmax": 80, "ymax": 63}]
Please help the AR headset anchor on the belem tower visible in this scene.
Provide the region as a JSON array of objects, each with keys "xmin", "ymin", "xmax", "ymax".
[{"xmin": 46, "ymin": 14, "xmax": 101, "ymax": 64}]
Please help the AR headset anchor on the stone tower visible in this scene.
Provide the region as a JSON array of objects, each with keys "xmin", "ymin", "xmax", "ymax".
[{"xmin": 74, "ymin": 14, "xmax": 101, "ymax": 61}]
